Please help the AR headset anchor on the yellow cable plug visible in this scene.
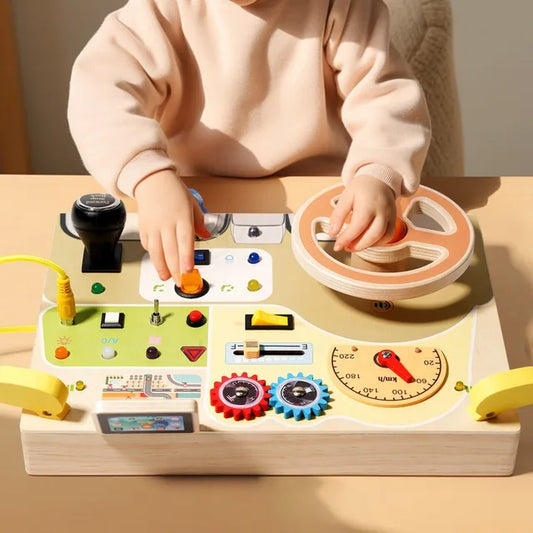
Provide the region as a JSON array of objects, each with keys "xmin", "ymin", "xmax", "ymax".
[{"xmin": 56, "ymin": 277, "xmax": 76, "ymax": 326}]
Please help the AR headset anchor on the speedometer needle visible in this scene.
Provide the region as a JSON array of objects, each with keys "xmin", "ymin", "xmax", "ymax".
[{"xmin": 377, "ymin": 350, "xmax": 415, "ymax": 384}]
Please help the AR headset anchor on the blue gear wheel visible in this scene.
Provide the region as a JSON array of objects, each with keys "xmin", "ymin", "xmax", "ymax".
[{"xmin": 268, "ymin": 372, "xmax": 330, "ymax": 421}]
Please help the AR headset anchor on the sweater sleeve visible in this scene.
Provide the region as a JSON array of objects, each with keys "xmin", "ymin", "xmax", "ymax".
[
  {"xmin": 325, "ymin": 0, "xmax": 431, "ymax": 197},
  {"xmin": 67, "ymin": 0, "xmax": 182, "ymax": 197}
]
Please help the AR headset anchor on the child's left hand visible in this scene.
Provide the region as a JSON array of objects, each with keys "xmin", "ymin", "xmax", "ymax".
[{"xmin": 328, "ymin": 175, "xmax": 397, "ymax": 252}]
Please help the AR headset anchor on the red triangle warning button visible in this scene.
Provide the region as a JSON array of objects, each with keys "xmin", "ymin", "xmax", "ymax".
[{"xmin": 181, "ymin": 346, "xmax": 206, "ymax": 362}]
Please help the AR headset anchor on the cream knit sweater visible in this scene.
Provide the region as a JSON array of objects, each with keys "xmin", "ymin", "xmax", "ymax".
[{"xmin": 68, "ymin": 0, "xmax": 431, "ymax": 199}]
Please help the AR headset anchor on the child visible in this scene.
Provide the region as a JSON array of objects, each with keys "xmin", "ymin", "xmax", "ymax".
[{"xmin": 68, "ymin": 0, "xmax": 431, "ymax": 286}]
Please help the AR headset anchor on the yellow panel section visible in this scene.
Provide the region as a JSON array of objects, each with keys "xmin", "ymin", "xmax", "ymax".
[{"xmin": 208, "ymin": 305, "xmax": 474, "ymax": 427}]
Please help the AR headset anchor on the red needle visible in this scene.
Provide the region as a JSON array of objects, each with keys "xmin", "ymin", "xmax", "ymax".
[{"xmin": 377, "ymin": 350, "xmax": 415, "ymax": 383}]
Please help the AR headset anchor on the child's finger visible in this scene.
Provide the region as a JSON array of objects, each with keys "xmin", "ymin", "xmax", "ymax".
[
  {"xmin": 148, "ymin": 232, "xmax": 171, "ymax": 281},
  {"xmin": 328, "ymin": 194, "xmax": 353, "ymax": 237},
  {"xmin": 176, "ymin": 214, "xmax": 195, "ymax": 277},
  {"xmin": 334, "ymin": 209, "xmax": 372, "ymax": 252},
  {"xmin": 139, "ymin": 231, "xmax": 149, "ymax": 253},
  {"xmin": 161, "ymin": 227, "xmax": 181, "ymax": 285},
  {"xmin": 353, "ymin": 216, "xmax": 389, "ymax": 251},
  {"xmin": 373, "ymin": 217, "xmax": 398, "ymax": 247}
]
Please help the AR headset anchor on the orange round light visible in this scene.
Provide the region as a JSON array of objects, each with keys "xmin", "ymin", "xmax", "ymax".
[{"xmin": 54, "ymin": 346, "xmax": 69, "ymax": 360}]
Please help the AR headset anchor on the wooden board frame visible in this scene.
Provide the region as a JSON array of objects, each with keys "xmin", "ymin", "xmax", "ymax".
[{"xmin": 19, "ymin": 204, "xmax": 519, "ymax": 476}]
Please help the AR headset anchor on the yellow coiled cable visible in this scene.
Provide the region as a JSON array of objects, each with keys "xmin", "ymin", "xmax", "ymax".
[{"xmin": 0, "ymin": 255, "xmax": 76, "ymax": 333}]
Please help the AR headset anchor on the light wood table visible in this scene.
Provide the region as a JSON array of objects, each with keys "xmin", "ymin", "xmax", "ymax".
[{"xmin": 0, "ymin": 175, "xmax": 532, "ymax": 532}]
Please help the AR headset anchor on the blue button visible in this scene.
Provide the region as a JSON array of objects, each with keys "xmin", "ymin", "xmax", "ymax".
[
  {"xmin": 194, "ymin": 249, "xmax": 211, "ymax": 265},
  {"xmin": 247, "ymin": 252, "xmax": 261, "ymax": 264}
]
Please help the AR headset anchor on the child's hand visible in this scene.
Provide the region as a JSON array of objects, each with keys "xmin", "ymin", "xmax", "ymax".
[
  {"xmin": 134, "ymin": 170, "xmax": 210, "ymax": 285},
  {"xmin": 328, "ymin": 175, "xmax": 397, "ymax": 252}
]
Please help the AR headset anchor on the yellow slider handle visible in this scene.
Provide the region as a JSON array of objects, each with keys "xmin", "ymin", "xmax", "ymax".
[
  {"xmin": 0, "ymin": 366, "xmax": 70, "ymax": 420},
  {"xmin": 467, "ymin": 366, "xmax": 533, "ymax": 421}
]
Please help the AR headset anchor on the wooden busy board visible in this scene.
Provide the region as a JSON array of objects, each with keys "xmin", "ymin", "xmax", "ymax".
[{"xmin": 19, "ymin": 189, "xmax": 518, "ymax": 475}]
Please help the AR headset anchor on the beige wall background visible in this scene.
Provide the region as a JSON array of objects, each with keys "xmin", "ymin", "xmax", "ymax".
[
  {"xmin": 450, "ymin": 0, "xmax": 533, "ymax": 176},
  {"xmin": 11, "ymin": 0, "xmax": 125, "ymax": 174},
  {"xmin": 10, "ymin": 0, "xmax": 533, "ymax": 176}
]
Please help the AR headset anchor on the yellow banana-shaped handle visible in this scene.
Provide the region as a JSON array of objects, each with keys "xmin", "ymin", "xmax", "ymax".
[
  {"xmin": 0, "ymin": 366, "xmax": 70, "ymax": 420},
  {"xmin": 468, "ymin": 367, "xmax": 533, "ymax": 421}
]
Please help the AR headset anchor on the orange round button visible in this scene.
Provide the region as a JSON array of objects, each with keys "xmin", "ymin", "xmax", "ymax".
[
  {"xmin": 54, "ymin": 346, "xmax": 69, "ymax": 360},
  {"xmin": 180, "ymin": 269, "xmax": 204, "ymax": 295}
]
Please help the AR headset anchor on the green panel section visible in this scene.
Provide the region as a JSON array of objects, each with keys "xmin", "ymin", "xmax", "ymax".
[{"xmin": 43, "ymin": 305, "xmax": 209, "ymax": 367}]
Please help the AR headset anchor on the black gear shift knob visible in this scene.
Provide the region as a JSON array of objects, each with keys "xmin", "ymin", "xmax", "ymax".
[{"xmin": 71, "ymin": 193, "xmax": 127, "ymax": 272}]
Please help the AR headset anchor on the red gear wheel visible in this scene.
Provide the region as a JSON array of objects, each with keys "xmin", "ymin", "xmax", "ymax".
[{"xmin": 210, "ymin": 372, "xmax": 271, "ymax": 421}]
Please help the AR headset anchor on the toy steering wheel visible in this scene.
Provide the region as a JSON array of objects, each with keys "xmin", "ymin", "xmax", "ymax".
[{"xmin": 291, "ymin": 185, "xmax": 474, "ymax": 300}]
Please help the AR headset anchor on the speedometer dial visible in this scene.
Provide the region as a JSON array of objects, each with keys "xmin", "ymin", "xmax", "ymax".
[{"xmin": 330, "ymin": 345, "xmax": 448, "ymax": 407}]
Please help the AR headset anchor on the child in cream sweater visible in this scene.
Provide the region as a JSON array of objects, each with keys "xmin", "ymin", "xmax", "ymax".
[{"xmin": 68, "ymin": 0, "xmax": 431, "ymax": 285}]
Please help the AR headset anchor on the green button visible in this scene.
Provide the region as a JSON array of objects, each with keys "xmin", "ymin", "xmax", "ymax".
[{"xmin": 91, "ymin": 282, "xmax": 106, "ymax": 294}]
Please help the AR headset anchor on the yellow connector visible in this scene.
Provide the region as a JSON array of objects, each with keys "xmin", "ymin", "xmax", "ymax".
[{"xmin": 57, "ymin": 277, "xmax": 76, "ymax": 326}]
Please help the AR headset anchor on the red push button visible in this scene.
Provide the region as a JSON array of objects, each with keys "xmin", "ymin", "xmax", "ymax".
[{"xmin": 186, "ymin": 310, "xmax": 206, "ymax": 327}]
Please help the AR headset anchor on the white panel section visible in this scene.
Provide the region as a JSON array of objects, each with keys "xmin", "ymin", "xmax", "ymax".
[{"xmin": 139, "ymin": 248, "xmax": 273, "ymax": 302}]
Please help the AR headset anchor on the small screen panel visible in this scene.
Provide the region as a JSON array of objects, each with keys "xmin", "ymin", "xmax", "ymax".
[{"xmin": 97, "ymin": 412, "xmax": 195, "ymax": 434}]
